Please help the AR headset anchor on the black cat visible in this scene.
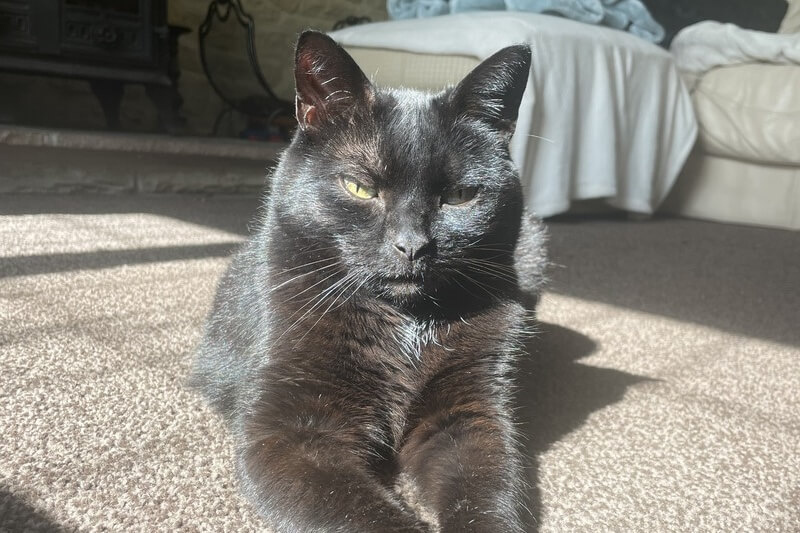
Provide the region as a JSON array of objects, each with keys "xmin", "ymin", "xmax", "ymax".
[{"xmin": 191, "ymin": 30, "xmax": 547, "ymax": 532}]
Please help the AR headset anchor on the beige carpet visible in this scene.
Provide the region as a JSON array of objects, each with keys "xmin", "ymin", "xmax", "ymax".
[{"xmin": 1, "ymin": 194, "xmax": 798, "ymax": 532}]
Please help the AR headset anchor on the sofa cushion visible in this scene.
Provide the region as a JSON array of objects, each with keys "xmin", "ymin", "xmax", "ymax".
[
  {"xmin": 345, "ymin": 47, "xmax": 478, "ymax": 91},
  {"xmin": 693, "ymin": 63, "xmax": 800, "ymax": 165},
  {"xmin": 780, "ymin": 0, "xmax": 800, "ymax": 33}
]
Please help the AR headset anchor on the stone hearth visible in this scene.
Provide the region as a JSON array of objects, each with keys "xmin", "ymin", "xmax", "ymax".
[{"xmin": 0, "ymin": 126, "xmax": 285, "ymax": 194}]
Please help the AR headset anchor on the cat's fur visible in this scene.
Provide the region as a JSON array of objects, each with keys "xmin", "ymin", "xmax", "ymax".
[{"xmin": 191, "ymin": 31, "xmax": 547, "ymax": 532}]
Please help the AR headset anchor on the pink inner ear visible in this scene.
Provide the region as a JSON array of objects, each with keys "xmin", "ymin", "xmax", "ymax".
[
  {"xmin": 294, "ymin": 34, "xmax": 372, "ymax": 129},
  {"xmin": 295, "ymin": 51, "xmax": 329, "ymax": 128},
  {"xmin": 302, "ymin": 105, "xmax": 318, "ymax": 128}
]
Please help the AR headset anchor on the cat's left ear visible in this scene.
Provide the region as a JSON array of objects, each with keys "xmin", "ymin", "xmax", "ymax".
[
  {"xmin": 294, "ymin": 30, "xmax": 374, "ymax": 130},
  {"xmin": 448, "ymin": 44, "xmax": 531, "ymax": 137}
]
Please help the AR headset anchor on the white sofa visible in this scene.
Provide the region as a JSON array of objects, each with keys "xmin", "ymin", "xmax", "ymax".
[{"xmin": 663, "ymin": 0, "xmax": 800, "ymax": 230}]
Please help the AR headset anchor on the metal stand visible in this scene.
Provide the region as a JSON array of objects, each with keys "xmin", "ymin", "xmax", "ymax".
[{"xmin": 199, "ymin": 0, "xmax": 294, "ymax": 138}]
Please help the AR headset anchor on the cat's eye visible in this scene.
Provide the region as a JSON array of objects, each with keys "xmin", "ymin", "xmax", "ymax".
[
  {"xmin": 342, "ymin": 177, "xmax": 377, "ymax": 200},
  {"xmin": 442, "ymin": 186, "xmax": 479, "ymax": 206}
]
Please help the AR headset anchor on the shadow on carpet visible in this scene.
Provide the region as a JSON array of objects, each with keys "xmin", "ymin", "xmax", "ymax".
[
  {"xmin": 517, "ymin": 322, "xmax": 651, "ymax": 530},
  {"xmin": 0, "ymin": 487, "xmax": 69, "ymax": 533}
]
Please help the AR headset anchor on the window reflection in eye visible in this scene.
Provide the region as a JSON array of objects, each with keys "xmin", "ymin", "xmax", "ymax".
[{"xmin": 442, "ymin": 186, "xmax": 479, "ymax": 206}]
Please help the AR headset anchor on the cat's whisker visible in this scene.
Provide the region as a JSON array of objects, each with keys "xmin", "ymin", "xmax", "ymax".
[
  {"xmin": 469, "ymin": 264, "xmax": 518, "ymax": 278},
  {"xmin": 526, "ymin": 133, "xmax": 555, "ymax": 143},
  {"xmin": 468, "ymin": 250, "xmax": 515, "ymax": 257},
  {"xmin": 279, "ymin": 266, "xmax": 345, "ymax": 302},
  {"xmin": 472, "ymin": 274, "xmax": 507, "ymax": 296},
  {"xmin": 459, "ymin": 263, "xmax": 518, "ymax": 285},
  {"xmin": 468, "ymin": 243, "xmax": 515, "ymax": 252},
  {"xmin": 469, "ymin": 241, "xmax": 513, "ymax": 248},
  {"xmin": 461, "ymin": 257, "xmax": 518, "ymax": 272},
  {"xmin": 422, "ymin": 288, "xmax": 442, "ymax": 308},
  {"xmin": 457, "ymin": 270, "xmax": 495, "ymax": 298},
  {"xmin": 465, "ymin": 253, "xmax": 510, "ymax": 262},
  {"xmin": 285, "ymin": 272, "xmax": 353, "ymax": 323},
  {"xmin": 459, "ymin": 256, "xmax": 516, "ymax": 270},
  {"xmin": 297, "ymin": 243, "xmax": 341, "ymax": 253},
  {"xmin": 296, "ymin": 272, "xmax": 366, "ymax": 343},
  {"xmin": 298, "ymin": 272, "xmax": 373, "ymax": 344},
  {"xmin": 331, "ymin": 273, "xmax": 372, "ymax": 313},
  {"xmin": 449, "ymin": 272, "xmax": 485, "ymax": 303},
  {"xmin": 272, "ymin": 282, "xmax": 349, "ymax": 346},
  {"xmin": 271, "ymin": 259, "xmax": 339, "ymax": 285},
  {"xmin": 278, "ymin": 271, "xmax": 358, "ymax": 341},
  {"xmin": 453, "ymin": 270, "xmax": 501, "ymax": 301},
  {"xmin": 458, "ymin": 260, "xmax": 519, "ymax": 282},
  {"xmin": 368, "ymin": 69, "xmax": 380, "ymax": 84},
  {"xmin": 467, "ymin": 249, "xmax": 516, "ymax": 260},
  {"xmin": 271, "ymin": 262, "xmax": 342, "ymax": 295},
  {"xmin": 274, "ymin": 255, "xmax": 339, "ymax": 276}
]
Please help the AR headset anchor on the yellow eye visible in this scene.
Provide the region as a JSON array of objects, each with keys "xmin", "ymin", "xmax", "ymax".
[
  {"xmin": 343, "ymin": 178, "xmax": 377, "ymax": 200},
  {"xmin": 443, "ymin": 186, "xmax": 478, "ymax": 206}
]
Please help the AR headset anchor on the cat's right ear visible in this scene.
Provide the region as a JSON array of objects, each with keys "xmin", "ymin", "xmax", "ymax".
[
  {"xmin": 294, "ymin": 31, "xmax": 373, "ymax": 130},
  {"xmin": 448, "ymin": 44, "xmax": 531, "ymax": 137}
]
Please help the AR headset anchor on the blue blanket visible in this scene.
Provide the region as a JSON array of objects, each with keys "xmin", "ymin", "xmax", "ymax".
[{"xmin": 386, "ymin": 0, "xmax": 665, "ymax": 43}]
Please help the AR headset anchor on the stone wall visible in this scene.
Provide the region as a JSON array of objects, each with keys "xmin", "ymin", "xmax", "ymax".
[
  {"xmin": 0, "ymin": 0, "xmax": 387, "ymax": 135},
  {"xmin": 170, "ymin": 0, "xmax": 387, "ymax": 134}
]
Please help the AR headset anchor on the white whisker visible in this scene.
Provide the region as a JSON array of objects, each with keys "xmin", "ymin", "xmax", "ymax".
[
  {"xmin": 296, "ymin": 272, "xmax": 366, "ymax": 343},
  {"xmin": 526, "ymin": 133, "xmax": 554, "ymax": 143},
  {"xmin": 281, "ymin": 267, "xmax": 344, "ymax": 303},
  {"xmin": 270, "ymin": 261, "xmax": 340, "ymax": 293}
]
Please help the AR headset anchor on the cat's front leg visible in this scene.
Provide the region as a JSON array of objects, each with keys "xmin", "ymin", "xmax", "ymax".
[
  {"xmin": 396, "ymin": 379, "xmax": 527, "ymax": 532},
  {"xmin": 237, "ymin": 412, "xmax": 431, "ymax": 532}
]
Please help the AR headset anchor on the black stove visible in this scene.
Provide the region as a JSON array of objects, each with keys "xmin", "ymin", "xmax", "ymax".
[{"xmin": 0, "ymin": 0, "xmax": 188, "ymax": 132}]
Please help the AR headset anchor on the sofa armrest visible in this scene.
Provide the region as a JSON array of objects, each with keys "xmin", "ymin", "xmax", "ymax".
[
  {"xmin": 780, "ymin": 0, "xmax": 800, "ymax": 33},
  {"xmin": 693, "ymin": 63, "xmax": 800, "ymax": 165}
]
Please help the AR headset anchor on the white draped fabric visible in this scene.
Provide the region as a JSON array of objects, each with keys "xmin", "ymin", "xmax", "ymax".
[{"xmin": 671, "ymin": 21, "xmax": 800, "ymax": 89}]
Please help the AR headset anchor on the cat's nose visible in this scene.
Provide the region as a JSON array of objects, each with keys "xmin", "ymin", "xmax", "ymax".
[{"xmin": 393, "ymin": 232, "xmax": 431, "ymax": 262}]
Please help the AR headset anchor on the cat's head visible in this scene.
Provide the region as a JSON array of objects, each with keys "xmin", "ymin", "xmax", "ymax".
[{"xmin": 271, "ymin": 31, "xmax": 531, "ymax": 310}]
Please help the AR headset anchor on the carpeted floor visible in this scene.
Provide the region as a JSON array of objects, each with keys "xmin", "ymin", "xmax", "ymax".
[{"xmin": 1, "ymin": 193, "xmax": 798, "ymax": 532}]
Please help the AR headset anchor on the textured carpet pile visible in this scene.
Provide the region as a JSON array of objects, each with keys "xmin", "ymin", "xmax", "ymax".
[{"xmin": 1, "ymin": 194, "xmax": 798, "ymax": 532}]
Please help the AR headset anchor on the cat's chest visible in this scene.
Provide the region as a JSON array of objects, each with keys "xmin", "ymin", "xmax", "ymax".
[
  {"xmin": 310, "ymin": 312, "xmax": 459, "ymax": 377},
  {"xmin": 391, "ymin": 318, "xmax": 443, "ymax": 365},
  {"xmin": 363, "ymin": 309, "xmax": 519, "ymax": 386},
  {"xmin": 274, "ymin": 294, "xmax": 525, "ymax": 392}
]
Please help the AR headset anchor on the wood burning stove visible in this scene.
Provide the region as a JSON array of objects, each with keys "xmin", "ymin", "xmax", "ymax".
[{"xmin": 0, "ymin": 0, "xmax": 188, "ymax": 132}]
